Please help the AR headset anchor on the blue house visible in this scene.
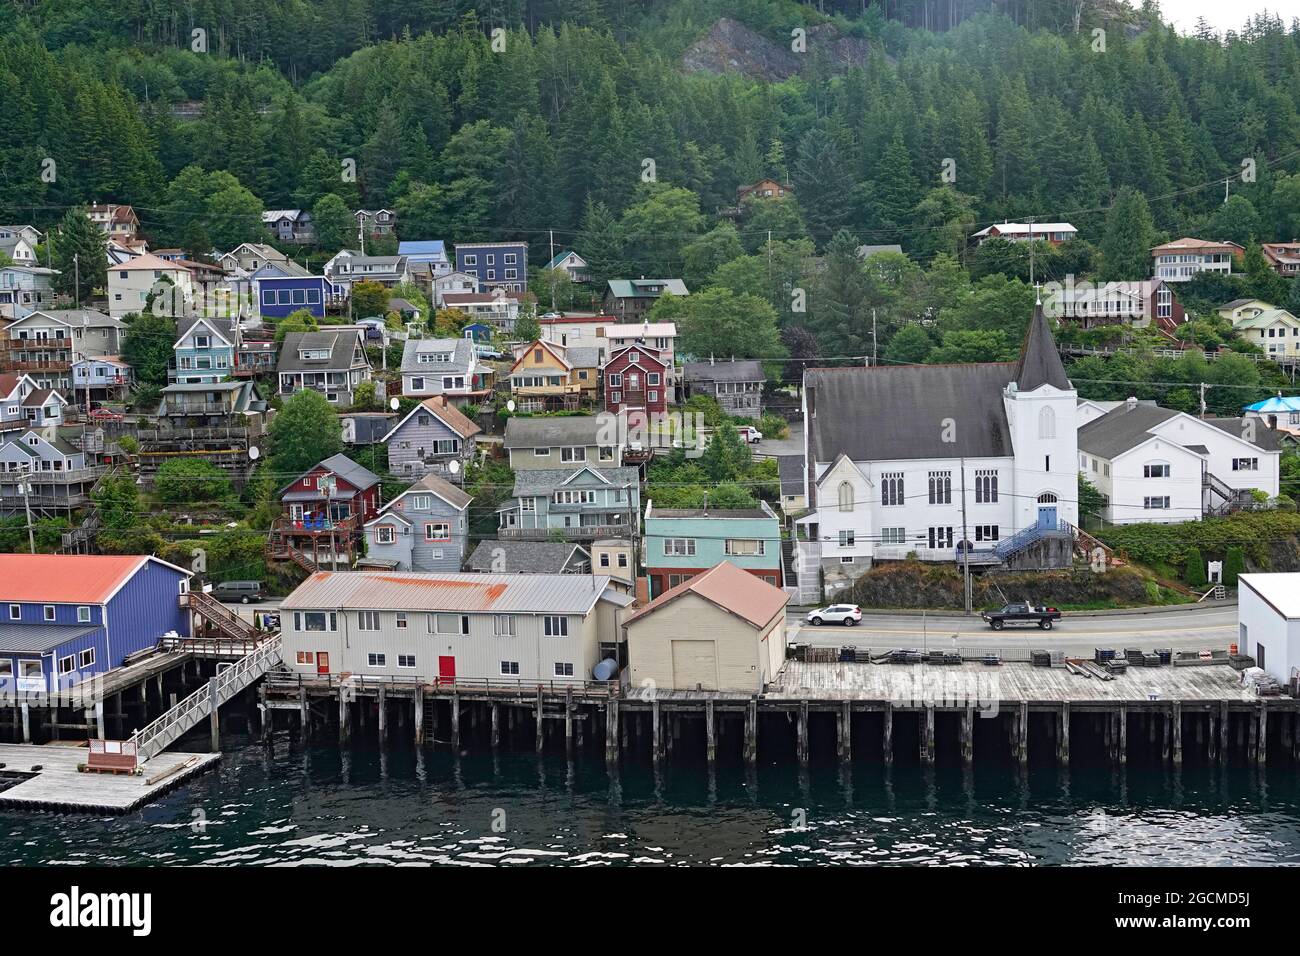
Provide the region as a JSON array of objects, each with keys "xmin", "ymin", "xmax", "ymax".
[
  {"xmin": 0, "ymin": 554, "xmax": 191, "ymax": 694},
  {"xmin": 454, "ymin": 241, "xmax": 528, "ymax": 293},
  {"xmin": 462, "ymin": 323, "xmax": 493, "ymax": 343},
  {"xmin": 257, "ymin": 275, "xmax": 330, "ymax": 319},
  {"xmin": 171, "ymin": 316, "xmax": 236, "ymax": 384}
]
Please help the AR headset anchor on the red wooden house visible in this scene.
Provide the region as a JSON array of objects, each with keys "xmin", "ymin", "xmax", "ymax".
[
  {"xmin": 267, "ymin": 453, "xmax": 382, "ymax": 571},
  {"xmin": 603, "ymin": 344, "xmax": 670, "ymax": 417}
]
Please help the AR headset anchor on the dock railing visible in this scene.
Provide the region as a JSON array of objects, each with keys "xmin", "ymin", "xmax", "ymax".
[
  {"xmin": 264, "ymin": 671, "xmax": 621, "ymax": 700},
  {"xmin": 128, "ymin": 637, "xmax": 282, "ymax": 761}
]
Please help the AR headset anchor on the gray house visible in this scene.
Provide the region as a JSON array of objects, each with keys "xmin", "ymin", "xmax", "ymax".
[
  {"xmin": 682, "ymin": 359, "xmax": 765, "ymax": 417},
  {"xmin": 362, "ymin": 472, "xmax": 473, "ymax": 571},
  {"xmin": 0, "ymin": 428, "xmax": 99, "ymax": 515},
  {"xmin": 399, "ymin": 338, "xmax": 488, "ymax": 405},
  {"xmin": 466, "ymin": 540, "xmax": 591, "ymax": 574},
  {"xmin": 497, "ymin": 465, "xmax": 640, "ymax": 541},
  {"xmin": 278, "ymin": 329, "xmax": 372, "ymax": 407},
  {"xmin": 503, "ymin": 415, "xmax": 623, "ymax": 471},
  {"xmin": 382, "ymin": 395, "xmax": 482, "ymax": 480}
]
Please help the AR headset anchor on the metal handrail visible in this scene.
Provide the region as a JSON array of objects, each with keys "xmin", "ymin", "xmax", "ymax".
[
  {"xmin": 264, "ymin": 671, "xmax": 620, "ymax": 698},
  {"xmin": 129, "ymin": 637, "xmax": 282, "ymax": 760}
]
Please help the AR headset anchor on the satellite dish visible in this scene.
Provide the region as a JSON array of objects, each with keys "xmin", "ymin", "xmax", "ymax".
[
  {"xmin": 248, "ymin": 445, "xmax": 261, "ymax": 461},
  {"xmin": 448, "ymin": 460, "xmax": 460, "ymax": 475},
  {"xmin": 506, "ymin": 399, "xmax": 516, "ymax": 413},
  {"xmin": 390, "ymin": 397, "xmax": 400, "ymax": 411}
]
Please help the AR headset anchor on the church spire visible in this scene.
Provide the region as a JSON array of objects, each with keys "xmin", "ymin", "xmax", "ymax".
[{"xmin": 1015, "ymin": 303, "xmax": 1071, "ymax": 392}]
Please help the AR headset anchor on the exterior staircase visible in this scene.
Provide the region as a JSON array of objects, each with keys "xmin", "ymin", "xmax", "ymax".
[
  {"xmin": 1203, "ymin": 471, "xmax": 1252, "ymax": 516},
  {"xmin": 182, "ymin": 588, "xmax": 260, "ymax": 643},
  {"xmin": 265, "ymin": 518, "xmax": 320, "ymax": 573}
]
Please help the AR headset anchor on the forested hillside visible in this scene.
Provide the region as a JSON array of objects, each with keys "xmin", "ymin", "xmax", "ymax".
[{"xmin": 4, "ymin": 0, "xmax": 1300, "ymax": 417}]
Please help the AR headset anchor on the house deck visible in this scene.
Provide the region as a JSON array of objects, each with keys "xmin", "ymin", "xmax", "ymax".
[{"xmin": 0, "ymin": 743, "xmax": 219, "ymax": 813}]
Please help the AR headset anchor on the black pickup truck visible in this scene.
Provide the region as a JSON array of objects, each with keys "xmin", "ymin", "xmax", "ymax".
[{"xmin": 981, "ymin": 602, "xmax": 1062, "ymax": 630}]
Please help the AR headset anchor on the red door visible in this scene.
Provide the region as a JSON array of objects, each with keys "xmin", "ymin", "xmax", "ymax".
[
  {"xmin": 438, "ymin": 656, "xmax": 456, "ymax": 685},
  {"xmin": 317, "ymin": 652, "xmax": 330, "ymax": 675}
]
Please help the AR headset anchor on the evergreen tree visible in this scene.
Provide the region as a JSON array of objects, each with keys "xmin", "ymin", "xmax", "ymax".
[
  {"xmin": 1099, "ymin": 187, "xmax": 1158, "ymax": 281},
  {"xmin": 50, "ymin": 207, "xmax": 106, "ymax": 302}
]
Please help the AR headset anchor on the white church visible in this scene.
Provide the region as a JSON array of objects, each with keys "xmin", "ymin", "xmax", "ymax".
[{"xmin": 794, "ymin": 306, "xmax": 1080, "ymax": 601}]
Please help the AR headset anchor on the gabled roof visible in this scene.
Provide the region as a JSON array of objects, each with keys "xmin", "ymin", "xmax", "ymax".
[
  {"xmin": 382, "ymin": 395, "xmax": 482, "ymax": 443},
  {"xmin": 1015, "ymin": 305, "xmax": 1072, "ymax": 392},
  {"xmin": 115, "ymin": 253, "xmax": 191, "ymax": 272},
  {"xmin": 1204, "ymin": 417, "xmax": 1283, "ymax": 452},
  {"xmin": 622, "ymin": 560, "xmax": 788, "ymax": 629},
  {"xmin": 400, "ymin": 337, "xmax": 474, "ymax": 375},
  {"xmin": 512, "ymin": 466, "xmax": 638, "ymax": 497},
  {"xmin": 605, "ymin": 279, "xmax": 688, "ymax": 299},
  {"xmin": 174, "ymin": 315, "xmax": 234, "ymax": 349},
  {"xmin": 281, "ymin": 453, "xmax": 380, "ymax": 495},
  {"xmin": 972, "ymin": 222, "xmax": 1076, "ymax": 238},
  {"xmin": 509, "ymin": 339, "xmax": 571, "ymax": 374},
  {"xmin": 466, "ymin": 540, "xmax": 590, "ymax": 574},
  {"xmin": 683, "ymin": 359, "xmax": 764, "ymax": 384},
  {"xmin": 377, "ymin": 472, "xmax": 473, "ymax": 514},
  {"xmin": 281, "ymin": 570, "xmax": 619, "ymax": 614},
  {"xmin": 503, "ymin": 415, "xmax": 608, "ymax": 449},
  {"xmin": 0, "ymin": 555, "xmax": 188, "ymax": 604},
  {"xmin": 398, "ymin": 240, "xmax": 447, "ymax": 257},
  {"xmin": 278, "ymin": 329, "xmax": 365, "ymax": 372},
  {"xmin": 776, "ymin": 455, "xmax": 804, "ymax": 496},
  {"xmin": 1077, "ymin": 403, "xmax": 1180, "ymax": 459},
  {"xmin": 1151, "ymin": 237, "xmax": 1244, "ymax": 254},
  {"xmin": 544, "ymin": 250, "xmax": 586, "ymax": 270}
]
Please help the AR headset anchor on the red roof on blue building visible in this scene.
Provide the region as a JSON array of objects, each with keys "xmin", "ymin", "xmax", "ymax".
[{"xmin": 0, "ymin": 555, "xmax": 188, "ymax": 604}]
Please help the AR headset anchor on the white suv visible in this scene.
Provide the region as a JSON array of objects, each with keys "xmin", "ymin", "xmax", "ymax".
[
  {"xmin": 737, "ymin": 425, "xmax": 763, "ymax": 443},
  {"xmin": 806, "ymin": 604, "xmax": 862, "ymax": 626}
]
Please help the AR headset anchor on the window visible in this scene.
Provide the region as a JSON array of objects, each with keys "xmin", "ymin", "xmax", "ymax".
[
  {"xmin": 927, "ymin": 471, "xmax": 952, "ymax": 505},
  {"xmin": 561, "ymin": 447, "xmax": 587, "ymax": 462},
  {"xmin": 367, "ymin": 653, "xmax": 387, "ymax": 667},
  {"xmin": 663, "ymin": 538, "xmax": 695, "ymax": 556},
  {"xmin": 881, "ymin": 473, "xmax": 904, "ymax": 506},
  {"xmin": 608, "ymin": 373, "xmax": 623, "ymax": 388},
  {"xmin": 838, "ymin": 481, "xmax": 854, "ymax": 513},
  {"xmin": 618, "ymin": 553, "xmax": 629, "ymax": 568},
  {"xmin": 59, "ymin": 655, "xmax": 75, "ymax": 674},
  {"xmin": 554, "ymin": 662, "xmax": 575, "ymax": 677},
  {"xmin": 396, "ymin": 612, "xmax": 408, "ymax": 629},
  {"xmin": 43, "ymin": 605, "xmax": 55, "ymax": 622},
  {"xmin": 599, "ymin": 552, "xmax": 610, "ymax": 568},
  {"xmin": 79, "ymin": 648, "xmax": 95, "ymax": 668},
  {"xmin": 928, "ymin": 527, "xmax": 954, "ymax": 549},
  {"xmin": 8, "ymin": 604, "xmax": 18, "ymax": 620},
  {"xmin": 1233, "ymin": 457, "xmax": 1259, "ymax": 471},
  {"xmin": 295, "ymin": 651, "xmax": 315, "ymax": 665},
  {"xmin": 1037, "ymin": 492, "xmax": 1058, "ymax": 504},
  {"xmin": 599, "ymin": 446, "xmax": 615, "ymax": 462},
  {"xmin": 838, "ymin": 529, "xmax": 855, "ymax": 548},
  {"xmin": 376, "ymin": 525, "xmax": 396, "ymax": 545},
  {"xmin": 432, "ymin": 613, "xmax": 469, "ymax": 635},
  {"xmin": 881, "ymin": 527, "xmax": 906, "ymax": 545},
  {"xmin": 410, "ymin": 495, "xmax": 432, "ymax": 510},
  {"xmin": 544, "ymin": 616, "xmax": 568, "ymax": 637},
  {"xmin": 494, "ymin": 615, "xmax": 517, "ymax": 637},
  {"xmin": 975, "ymin": 469, "xmax": 998, "ymax": 503},
  {"xmin": 1144, "ymin": 496, "xmax": 1171, "ymax": 509},
  {"xmin": 533, "ymin": 447, "xmax": 551, "ymax": 457},
  {"xmin": 974, "ymin": 525, "xmax": 999, "ymax": 542},
  {"xmin": 298, "ymin": 611, "xmax": 336, "ymax": 632},
  {"xmin": 725, "ymin": 539, "xmax": 766, "ymax": 556},
  {"xmin": 398, "ymin": 654, "xmax": 416, "ymax": 669},
  {"xmin": 500, "ymin": 661, "xmax": 520, "ymax": 675},
  {"xmin": 425, "ymin": 522, "xmax": 450, "ymax": 542},
  {"xmin": 358, "ymin": 610, "xmax": 380, "ymax": 631},
  {"xmin": 1143, "ymin": 463, "xmax": 1170, "ymax": 478}
]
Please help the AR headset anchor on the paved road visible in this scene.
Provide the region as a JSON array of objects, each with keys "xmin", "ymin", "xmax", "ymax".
[
  {"xmin": 754, "ymin": 420, "xmax": 803, "ymax": 458},
  {"xmin": 785, "ymin": 604, "xmax": 1237, "ymax": 656}
]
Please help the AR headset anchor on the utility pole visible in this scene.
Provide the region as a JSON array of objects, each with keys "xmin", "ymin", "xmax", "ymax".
[
  {"xmin": 960, "ymin": 457, "xmax": 972, "ymax": 615},
  {"xmin": 871, "ymin": 308, "xmax": 878, "ymax": 367},
  {"xmin": 19, "ymin": 464, "xmax": 35, "ymax": 555},
  {"xmin": 73, "ymin": 253, "xmax": 80, "ymax": 310},
  {"xmin": 1027, "ymin": 217, "xmax": 1036, "ymax": 288},
  {"xmin": 1199, "ymin": 382, "xmax": 1208, "ymax": 418}
]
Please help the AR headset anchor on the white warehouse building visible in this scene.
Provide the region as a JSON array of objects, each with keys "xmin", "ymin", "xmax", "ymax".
[
  {"xmin": 280, "ymin": 571, "xmax": 633, "ymax": 684},
  {"xmin": 1238, "ymin": 573, "xmax": 1300, "ymax": 685}
]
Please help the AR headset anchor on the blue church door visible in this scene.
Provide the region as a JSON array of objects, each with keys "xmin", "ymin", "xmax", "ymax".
[{"xmin": 1037, "ymin": 506, "xmax": 1057, "ymax": 530}]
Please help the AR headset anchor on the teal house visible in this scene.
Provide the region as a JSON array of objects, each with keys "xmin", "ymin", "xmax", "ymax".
[{"xmin": 643, "ymin": 500, "xmax": 784, "ymax": 597}]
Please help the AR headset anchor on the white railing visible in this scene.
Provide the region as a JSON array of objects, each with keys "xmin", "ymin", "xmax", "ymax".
[{"xmin": 128, "ymin": 637, "xmax": 282, "ymax": 760}]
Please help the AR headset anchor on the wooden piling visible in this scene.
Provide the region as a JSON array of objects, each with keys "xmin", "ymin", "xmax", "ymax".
[
  {"xmin": 377, "ymin": 687, "xmax": 387, "ymax": 748},
  {"xmin": 797, "ymin": 700, "xmax": 809, "ymax": 768},
  {"xmin": 1258, "ymin": 703, "xmax": 1268, "ymax": 766},
  {"xmin": 564, "ymin": 686, "xmax": 573, "ymax": 752},
  {"xmin": 605, "ymin": 699, "xmax": 619, "ymax": 768},
  {"xmin": 451, "ymin": 692, "xmax": 461, "ymax": 749},
  {"xmin": 491, "ymin": 702, "xmax": 500, "ymax": 749},
  {"xmin": 705, "ymin": 699, "xmax": 716, "ymax": 764},
  {"xmin": 20, "ymin": 702, "xmax": 30, "ymax": 743},
  {"xmin": 922, "ymin": 704, "xmax": 935, "ymax": 765},
  {"xmin": 337, "ymin": 686, "xmax": 350, "ymax": 746},
  {"xmin": 94, "ymin": 701, "xmax": 105, "ymax": 740},
  {"xmin": 1118, "ymin": 705, "xmax": 1127, "ymax": 766},
  {"xmin": 960, "ymin": 705, "xmax": 973, "ymax": 765},
  {"xmin": 1056, "ymin": 703, "xmax": 1069, "ymax": 765},
  {"xmin": 653, "ymin": 698, "xmax": 664, "ymax": 763},
  {"xmin": 209, "ymin": 678, "xmax": 221, "ymax": 752},
  {"xmin": 882, "ymin": 702, "xmax": 893, "ymax": 767},
  {"xmin": 838, "ymin": 700, "xmax": 852, "ymax": 765},
  {"xmin": 535, "ymin": 687, "xmax": 545, "ymax": 754},
  {"xmin": 413, "ymin": 686, "xmax": 424, "ymax": 746},
  {"xmin": 743, "ymin": 698, "xmax": 756, "ymax": 767},
  {"xmin": 1172, "ymin": 701, "xmax": 1183, "ymax": 765},
  {"xmin": 1017, "ymin": 701, "xmax": 1029, "ymax": 765}
]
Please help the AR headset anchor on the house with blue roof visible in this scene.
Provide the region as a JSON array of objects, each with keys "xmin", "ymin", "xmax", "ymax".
[
  {"xmin": 0, "ymin": 554, "xmax": 191, "ymax": 696},
  {"xmin": 398, "ymin": 240, "xmax": 451, "ymax": 279}
]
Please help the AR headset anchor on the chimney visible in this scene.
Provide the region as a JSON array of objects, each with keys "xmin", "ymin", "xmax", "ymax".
[{"xmin": 1126, "ymin": 396, "xmax": 1138, "ymax": 412}]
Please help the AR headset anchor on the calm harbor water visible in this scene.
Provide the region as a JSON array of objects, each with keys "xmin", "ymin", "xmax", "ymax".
[{"xmin": 4, "ymin": 734, "xmax": 1300, "ymax": 866}]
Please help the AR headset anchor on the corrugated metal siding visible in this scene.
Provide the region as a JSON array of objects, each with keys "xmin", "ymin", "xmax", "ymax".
[{"xmin": 104, "ymin": 560, "xmax": 190, "ymax": 667}]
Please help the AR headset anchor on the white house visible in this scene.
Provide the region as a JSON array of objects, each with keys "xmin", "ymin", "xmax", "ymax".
[
  {"xmin": 605, "ymin": 321, "xmax": 678, "ymax": 386},
  {"xmin": 432, "ymin": 270, "xmax": 481, "ymax": 308},
  {"xmin": 1238, "ymin": 573, "xmax": 1300, "ymax": 684},
  {"xmin": 794, "ymin": 307, "xmax": 1079, "ymax": 601},
  {"xmin": 106, "ymin": 254, "xmax": 196, "ymax": 320},
  {"xmin": 1077, "ymin": 398, "xmax": 1281, "ymax": 525},
  {"xmin": 971, "ymin": 222, "xmax": 1078, "ymax": 245}
]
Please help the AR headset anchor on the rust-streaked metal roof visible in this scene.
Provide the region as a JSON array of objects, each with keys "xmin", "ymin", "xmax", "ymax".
[
  {"xmin": 281, "ymin": 570, "xmax": 621, "ymax": 614},
  {"xmin": 0, "ymin": 555, "xmax": 187, "ymax": 604},
  {"xmin": 622, "ymin": 561, "xmax": 788, "ymax": 630}
]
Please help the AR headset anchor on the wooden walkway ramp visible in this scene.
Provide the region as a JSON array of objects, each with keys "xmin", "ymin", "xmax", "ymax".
[{"xmin": 128, "ymin": 637, "xmax": 282, "ymax": 760}]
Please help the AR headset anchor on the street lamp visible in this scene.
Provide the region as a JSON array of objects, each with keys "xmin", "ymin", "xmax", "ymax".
[{"xmin": 17, "ymin": 463, "xmax": 35, "ymax": 554}]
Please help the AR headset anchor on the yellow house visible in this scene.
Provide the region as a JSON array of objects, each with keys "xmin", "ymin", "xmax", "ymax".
[
  {"xmin": 506, "ymin": 339, "xmax": 583, "ymax": 411},
  {"xmin": 1218, "ymin": 298, "xmax": 1273, "ymax": 324},
  {"xmin": 622, "ymin": 561, "xmax": 788, "ymax": 692},
  {"xmin": 1234, "ymin": 309, "xmax": 1300, "ymax": 359}
]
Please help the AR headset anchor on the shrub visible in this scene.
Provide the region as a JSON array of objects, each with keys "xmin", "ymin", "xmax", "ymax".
[
  {"xmin": 1223, "ymin": 547, "xmax": 1246, "ymax": 588},
  {"xmin": 154, "ymin": 459, "xmax": 233, "ymax": 503},
  {"xmin": 1184, "ymin": 546, "xmax": 1207, "ymax": 587}
]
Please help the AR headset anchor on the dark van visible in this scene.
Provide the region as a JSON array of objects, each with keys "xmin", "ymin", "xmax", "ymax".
[{"xmin": 210, "ymin": 580, "xmax": 264, "ymax": 604}]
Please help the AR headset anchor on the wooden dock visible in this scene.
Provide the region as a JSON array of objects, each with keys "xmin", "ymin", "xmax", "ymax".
[{"xmin": 0, "ymin": 743, "xmax": 220, "ymax": 813}]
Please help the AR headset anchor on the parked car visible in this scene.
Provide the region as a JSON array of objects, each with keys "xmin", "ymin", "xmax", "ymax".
[
  {"xmin": 806, "ymin": 604, "xmax": 862, "ymax": 626},
  {"xmin": 981, "ymin": 602, "xmax": 1062, "ymax": 630},
  {"xmin": 88, "ymin": 407, "xmax": 124, "ymax": 422},
  {"xmin": 475, "ymin": 346, "xmax": 505, "ymax": 360},
  {"xmin": 209, "ymin": 580, "xmax": 265, "ymax": 604},
  {"xmin": 737, "ymin": 425, "xmax": 763, "ymax": 443}
]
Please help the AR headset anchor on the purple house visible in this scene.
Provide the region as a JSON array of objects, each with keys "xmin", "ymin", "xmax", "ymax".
[
  {"xmin": 0, "ymin": 554, "xmax": 191, "ymax": 694},
  {"xmin": 454, "ymin": 241, "xmax": 529, "ymax": 292},
  {"xmin": 257, "ymin": 275, "xmax": 331, "ymax": 319}
]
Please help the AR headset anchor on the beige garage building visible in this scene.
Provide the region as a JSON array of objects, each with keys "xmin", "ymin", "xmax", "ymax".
[{"xmin": 622, "ymin": 561, "xmax": 789, "ymax": 693}]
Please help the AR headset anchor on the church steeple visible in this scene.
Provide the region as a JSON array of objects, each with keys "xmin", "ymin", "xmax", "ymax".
[{"xmin": 1015, "ymin": 304, "xmax": 1071, "ymax": 392}]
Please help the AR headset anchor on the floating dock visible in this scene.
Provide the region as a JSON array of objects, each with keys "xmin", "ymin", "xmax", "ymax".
[{"xmin": 0, "ymin": 743, "xmax": 220, "ymax": 813}]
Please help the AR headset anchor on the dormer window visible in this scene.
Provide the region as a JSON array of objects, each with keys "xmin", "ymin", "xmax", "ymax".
[{"xmin": 299, "ymin": 349, "xmax": 330, "ymax": 361}]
